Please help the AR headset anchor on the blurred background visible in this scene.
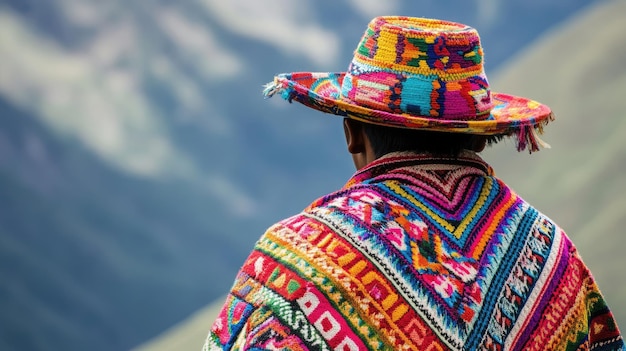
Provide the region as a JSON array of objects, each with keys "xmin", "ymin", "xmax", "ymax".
[{"xmin": 0, "ymin": 0, "xmax": 624, "ymax": 350}]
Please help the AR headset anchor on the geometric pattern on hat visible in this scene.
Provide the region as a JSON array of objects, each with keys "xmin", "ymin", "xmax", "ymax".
[{"xmin": 264, "ymin": 16, "xmax": 554, "ymax": 152}]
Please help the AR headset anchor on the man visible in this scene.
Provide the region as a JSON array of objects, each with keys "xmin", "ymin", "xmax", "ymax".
[{"xmin": 205, "ymin": 16, "xmax": 623, "ymax": 350}]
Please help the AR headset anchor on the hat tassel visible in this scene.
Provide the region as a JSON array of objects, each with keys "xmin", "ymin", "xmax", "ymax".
[
  {"xmin": 263, "ymin": 78, "xmax": 296, "ymax": 101},
  {"xmin": 515, "ymin": 121, "xmax": 552, "ymax": 153},
  {"xmin": 262, "ymin": 79, "xmax": 281, "ymax": 98}
]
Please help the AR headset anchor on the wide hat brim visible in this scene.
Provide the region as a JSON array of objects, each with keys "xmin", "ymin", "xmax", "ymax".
[{"xmin": 264, "ymin": 72, "xmax": 554, "ymax": 152}]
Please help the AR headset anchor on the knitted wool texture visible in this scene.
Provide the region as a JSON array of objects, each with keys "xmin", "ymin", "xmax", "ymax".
[
  {"xmin": 205, "ymin": 152, "xmax": 624, "ymax": 351},
  {"xmin": 264, "ymin": 17, "xmax": 554, "ymax": 152}
]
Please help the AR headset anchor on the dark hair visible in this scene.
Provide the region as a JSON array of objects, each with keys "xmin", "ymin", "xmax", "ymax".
[{"xmin": 358, "ymin": 120, "xmax": 484, "ymax": 158}]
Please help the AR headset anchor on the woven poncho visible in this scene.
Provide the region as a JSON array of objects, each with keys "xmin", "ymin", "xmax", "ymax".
[{"xmin": 205, "ymin": 152, "xmax": 624, "ymax": 351}]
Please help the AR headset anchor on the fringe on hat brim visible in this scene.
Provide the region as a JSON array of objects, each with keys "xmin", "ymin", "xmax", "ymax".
[
  {"xmin": 264, "ymin": 79, "xmax": 555, "ymax": 154},
  {"xmin": 486, "ymin": 113, "xmax": 554, "ymax": 153}
]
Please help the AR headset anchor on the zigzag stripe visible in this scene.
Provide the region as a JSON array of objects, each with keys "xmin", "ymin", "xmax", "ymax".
[
  {"xmin": 379, "ymin": 168, "xmax": 487, "ymax": 217},
  {"xmin": 381, "ymin": 178, "xmax": 504, "ymax": 251}
]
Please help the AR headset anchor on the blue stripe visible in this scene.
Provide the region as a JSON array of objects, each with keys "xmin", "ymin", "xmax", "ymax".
[{"xmin": 464, "ymin": 207, "xmax": 538, "ymax": 349}]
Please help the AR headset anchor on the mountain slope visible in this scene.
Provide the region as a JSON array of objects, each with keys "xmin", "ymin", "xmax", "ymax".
[{"xmin": 132, "ymin": 298, "xmax": 225, "ymax": 351}]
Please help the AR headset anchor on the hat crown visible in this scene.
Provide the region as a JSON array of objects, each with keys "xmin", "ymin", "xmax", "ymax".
[
  {"xmin": 357, "ymin": 17, "xmax": 483, "ymax": 74},
  {"xmin": 341, "ymin": 16, "xmax": 493, "ymax": 120}
]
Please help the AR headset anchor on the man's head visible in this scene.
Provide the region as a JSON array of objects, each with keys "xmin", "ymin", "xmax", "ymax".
[{"xmin": 343, "ymin": 118, "xmax": 487, "ymax": 170}]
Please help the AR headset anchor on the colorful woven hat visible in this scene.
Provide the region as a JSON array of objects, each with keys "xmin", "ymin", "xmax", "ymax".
[{"xmin": 263, "ymin": 16, "xmax": 554, "ymax": 152}]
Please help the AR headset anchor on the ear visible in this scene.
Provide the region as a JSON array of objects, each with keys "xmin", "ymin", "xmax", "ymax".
[
  {"xmin": 343, "ymin": 118, "xmax": 367, "ymax": 154},
  {"xmin": 471, "ymin": 136, "xmax": 488, "ymax": 152}
]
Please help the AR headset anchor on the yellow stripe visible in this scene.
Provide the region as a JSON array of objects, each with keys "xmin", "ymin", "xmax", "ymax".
[
  {"xmin": 373, "ymin": 30, "xmax": 398, "ymax": 64},
  {"xmin": 454, "ymin": 178, "xmax": 494, "ymax": 235},
  {"xmin": 387, "ymin": 182, "xmax": 456, "ymax": 232}
]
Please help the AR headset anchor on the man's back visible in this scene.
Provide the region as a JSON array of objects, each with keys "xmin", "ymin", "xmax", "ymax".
[{"xmin": 206, "ymin": 152, "xmax": 624, "ymax": 350}]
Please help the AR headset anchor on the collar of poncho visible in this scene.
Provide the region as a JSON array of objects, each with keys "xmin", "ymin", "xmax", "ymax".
[
  {"xmin": 306, "ymin": 150, "xmax": 494, "ymax": 211},
  {"xmin": 344, "ymin": 150, "xmax": 494, "ymax": 188}
]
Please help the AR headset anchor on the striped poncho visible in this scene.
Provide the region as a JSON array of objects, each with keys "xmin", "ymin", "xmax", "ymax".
[{"xmin": 205, "ymin": 152, "xmax": 623, "ymax": 350}]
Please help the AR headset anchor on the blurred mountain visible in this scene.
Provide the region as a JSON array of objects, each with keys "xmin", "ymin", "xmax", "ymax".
[
  {"xmin": 132, "ymin": 297, "xmax": 225, "ymax": 351},
  {"xmin": 0, "ymin": 0, "xmax": 617, "ymax": 350},
  {"xmin": 0, "ymin": 96, "xmax": 252, "ymax": 350}
]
